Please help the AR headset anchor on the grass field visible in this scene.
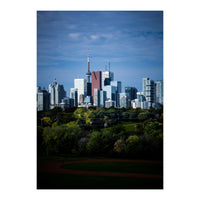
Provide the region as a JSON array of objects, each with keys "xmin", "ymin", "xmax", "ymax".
[
  {"xmin": 37, "ymin": 157, "xmax": 163, "ymax": 189},
  {"xmin": 60, "ymin": 161, "xmax": 163, "ymax": 175}
]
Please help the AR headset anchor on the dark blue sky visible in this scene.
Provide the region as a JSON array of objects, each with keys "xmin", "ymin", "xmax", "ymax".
[{"xmin": 37, "ymin": 11, "xmax": 163, "ymax": 95}]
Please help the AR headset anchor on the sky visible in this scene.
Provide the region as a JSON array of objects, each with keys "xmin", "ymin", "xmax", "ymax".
[{"xmin": 37, "ymin": 11, "xmax": 163, "ymax": 95}]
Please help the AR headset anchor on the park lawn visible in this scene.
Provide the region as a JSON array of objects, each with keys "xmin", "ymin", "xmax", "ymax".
[
  {"xmin": 37, "ymin": 172, "xmax": 163, "ymax": 189},
  {"xmin": 122, "ymin": 122, "xmax": 137, "ymax": 133},
  {"xmin": 60, "ymin": 161, "xmax": 163, "ymax": 175},
  {"xmin": 37, "ymin": 156, "xmax": 88, "ymax": 164}
]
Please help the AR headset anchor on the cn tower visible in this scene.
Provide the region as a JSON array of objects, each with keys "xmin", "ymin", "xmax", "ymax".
[{"xmin": 86, "ymin": 51, "xmax": 91, "ymax": 83}]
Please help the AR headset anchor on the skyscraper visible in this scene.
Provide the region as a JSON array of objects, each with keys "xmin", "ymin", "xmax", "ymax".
[
  {"xmin": 94, "ymin": 88, "xmax": 100, "ymax": 107},
  {"xmin": 102, "ymin": 71, "xmax": 114, "ymax": 89},
  {"xmin": 104, "ymin": 85, "xmax": 117, "ymax": 107},
  {"xmin": 70, "ymin": 88, "xmax": 78, "ymax": 107},
  {"xmin": 74, "ymin": 78, "xmax": 87, "ymax": 105},
  {"xmin": 142, "ymin": 78, "xmax": 156, "ymax": 107},
  {"xmin": 120, "ymin": 95, "xmax": 129, "ymax": 108},
  {"xmin": 37, "ymin": 88, "xmax": 50, "ymax": 111},
  {"xmin": 111, "ymin": 81, "xmax": 121, "ymax": 107},
  {"xmin": 100, "ymin": 90, "xmax": 106, "ymax": 107},
  {"xmin": 125, "ymin": 87, "xmax": 138, "ymax": 100},
  {"xmin": 91, "ymin": 71, "xmax": 102, "ymax": 102},
  {"xmin": 156, "ymin": 80, "xmax": 163, "ymax": 105},
  {"xmin": 49, "ymin": 79, "xmax": 65, "ymax": 109}
]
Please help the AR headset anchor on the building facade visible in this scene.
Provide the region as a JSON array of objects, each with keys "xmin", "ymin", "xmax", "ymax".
[
  {"xmin": 94, "ymin": 88, "xmax": 100, "ymax": 107},
  {"xmin": 156, "ymin": 80, "xmax": 163, "ymax": 105},
  {"xmin": 91, "ymin": 71, "xmax": 102, "ymax": 102},
  {"xmin": 103, "ymin": 85, "xmax": 117, "ymax": 107},
  {"xmin": 74, "ymin": 78, "xmax": 87, "ymax": 105},
  {"xmin": 70, "ymin": 88, "xmax": 78, "ymax": 107},
  {"xmin": 142, "ymin": 78, "xmax": 156, "ymax": 107},
  {"xmin": 125, "ymin": 87, "xmax": 138, "ymax": 100},
  {"xmin": 102, "ymin": 71, "xmax": 114, "ymax": 89},
  {"xmin": 105, "ymin": 99, "xmax": 115, "ymax": 108},
  {"xmin": 120, "ymin": 95, "xmax": 129, "ymax": 108},
  {"xmin": 100, "ymin": 90, "xmax": 106, "ymax": 107},
  {"xmin": 37, "ymin": 88, "xmax": 50, "ymax": 111},
  {"xmin": 49, "ymin": 79, "xmax": 65, "ymax": 109}
]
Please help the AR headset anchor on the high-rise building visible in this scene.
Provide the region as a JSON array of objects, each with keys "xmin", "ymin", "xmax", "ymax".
[
  {"xmin": 142, "ymin": 78, "xmax": 156, "ymax": 107},
  {"xmin": 84, "ymin": 96, "xmax": 93, "ymax": 105},
  {"xmin": 91, "ymin": 71, "xmax": 101, "ymax": 102},
  {"xmin": 79, "ymin": 94, "xmax": 85, "ymax": 105},
  {"xmin": 119, "ymin": 92, "xmax": 131, "ymax": 108},
  {"xmin": 100, "ymin": 90, "xmax": 106, "ymax": 107},
  {"xmin": 111, "ymin": 81, "xmax": 121, "ymax": 107},
  {"xmin": 104, "ymin": 85, "xmax": 117, "ymax": 107},
  {"xmin": 156, "ymin": 80, "xmax": 163, "ymax": 105},
  {"xmin": 125, "ymin": 87, "xmax": 138, "ymax": 100},
  {"xmin": 120, "ymin": 95, "xmax": 129, "ymax": 108},
  {"xmin": 105, "ymin": 99, "xmax": 115, "ymax": 108},
  {"xmin": 102, "ymin": 71, "xmax": 114, "ymax": 89},
  {"xmin": 60, "ymin": 97, "xmax": 74, "ymax": 110},
  {"xmin": 70, "ymin": 88, "xmax": 78, "ymax": 107},
  {"xmin": 37, "ymin": 88, "xmax": 50, "ymax": 111},
  {"xmin": 94, "ymin": 88, "xmax": 100, "ymax": 107},
  {"xmin": 74, "ymin": 78, "xmax": 87, "ymax": 104},
  {"xmin": 49, "ymin": 79, "xmax": 65, "ymax": 109}
]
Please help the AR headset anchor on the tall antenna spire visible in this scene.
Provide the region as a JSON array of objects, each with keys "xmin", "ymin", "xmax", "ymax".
[
  {"xmin": 86, "ymin": 48, "xmax": 91, "ymax": 83},
  {"xmin": 109, "ymin": 61, "xmax": 110, "ymax": 72}
]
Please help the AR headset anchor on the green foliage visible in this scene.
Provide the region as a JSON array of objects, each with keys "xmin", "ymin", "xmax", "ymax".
[
  {"xmin": 113, "ymin": 139, "xmax": 126, "ymax": 153},
  {"xmin": 144, "ymin": 121, "xmax": 163, "ymax": 137},
  {"xmin": 138, "ymin": 111, "xmax": 150, "ymax": 121},
  {"xmin": 86, "ymin": 131, "xmax": 103, "ymax": 155},
  {"xmin": 126, "ymin": 135, "xmax": 140, "ymax": 144},
  {"xmin": 42, "ymin": 117, "xmax": 52, "ymax": 127},
  {"xmin": 38, "ymin": 107, "xmax": 163, "ymax": 159}
]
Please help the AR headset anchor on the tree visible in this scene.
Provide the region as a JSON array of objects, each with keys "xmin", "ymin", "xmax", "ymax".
[
  {"xmin": 113, "ymin": 139, "xmax": 126, "ymax": 153},
  {"xmin": 86, "ymin": 131, "xmax": 103, "ymax": 155},
  {"xmin": 41, "ymin": 117, "xmax": 52, "ymax": 127},
  {"xmin": 144, "ymin": 121, "xmax": 163, "ymax": 137},
  {"xmin": 125, "ymin": 135, "xmax": 141, "ymax": 157}
]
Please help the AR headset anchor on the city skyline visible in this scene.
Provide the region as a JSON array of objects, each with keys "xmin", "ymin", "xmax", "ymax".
[{"xmin": 37, "ymin": 11, "xmax": 163, "ymax": 95}]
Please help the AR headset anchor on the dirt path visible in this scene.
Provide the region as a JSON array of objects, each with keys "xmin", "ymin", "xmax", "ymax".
[{"xmin": 38, "ymin": 159, "xmax": 163, "ymax": 179}]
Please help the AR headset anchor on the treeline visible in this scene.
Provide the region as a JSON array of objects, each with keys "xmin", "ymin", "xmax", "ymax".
[{"xmin": 37, "ymin": 106, "xmax": 163, "ymax": 159}]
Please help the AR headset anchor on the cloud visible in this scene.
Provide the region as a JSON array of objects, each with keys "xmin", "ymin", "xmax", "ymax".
[
  {"xmin": 90, "ymin": 35, "xmax": 99, "ymax": 40},
  {"xmin": 68, "ymin": 33, "xmax": 81, "ymax": 39}
]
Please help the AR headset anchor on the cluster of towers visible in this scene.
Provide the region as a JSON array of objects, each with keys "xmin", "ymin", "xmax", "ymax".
[{"xmin": 37, "ymin": 53, "xmax": 163, "ymax": 111}]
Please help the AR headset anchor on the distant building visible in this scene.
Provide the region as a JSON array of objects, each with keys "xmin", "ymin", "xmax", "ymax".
[
  {"xmin": 91, "ymin": 71, "xmax": 102, "ymax": 102},
  {"xmin": 37, "ymin": 88, "xmax": 50, "ymax": 111},
  {"xmin": 60, "ymin": 97, "xmax": 74, "ymax": 110},
  {"xmin": 70, "ymin": 88, "xmax": 78, "ymax": 107},
  {"xmin": 120, "ymin": 95, "xmax": 129, "ymax": 108},
  {"xmin": 87, "ymin": 82, "xmax": 92, "ymax": 96},
  {"xmin": 84, "ymin": 96, "xmax": 93, "ymax": 105},
  {"xmin": 142, "ymin": 78, "xmax": 156, "ymax": 107},
  {"xmin": 105, "ymin": 99, "xmax": 115, "ymax": 108},
  {"xmin": 74, "ymin": 78, "xmax": 87, "ymax": 105},
  {"xmin": 156, "ymin": 80, "xmax": 163, "ymax": 105},
  {"xmin": 49, "ymin": 79, "xmax": 65, "ymax": 109},
  {"xmin": 131, "ymin": 92, "xmax": 149, "ymax": 109},
  {"xmin": 111, "ymin": 81, "xmax": 121, "ymax": 107},
  {"xmin": 125, "ymin": 87, "xmax": 138, "ymax": 100},
  {"xmin": 104, "ymin": 85, "xmax": 117, "ymax": 107},
  {"xmin": 102, "ymin": 71, "xmax": 114, "ymax": 89},
  {"xmin": 94, "ymin": 88, "xmax": 100, "ymax": 107},
  {"xmin": 100, "ymin": 90, "xmax": 106, "ymax": 107},
  {"xmin": 79, "ymin": 94, "xmax": 85, "ymax": 105}
]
